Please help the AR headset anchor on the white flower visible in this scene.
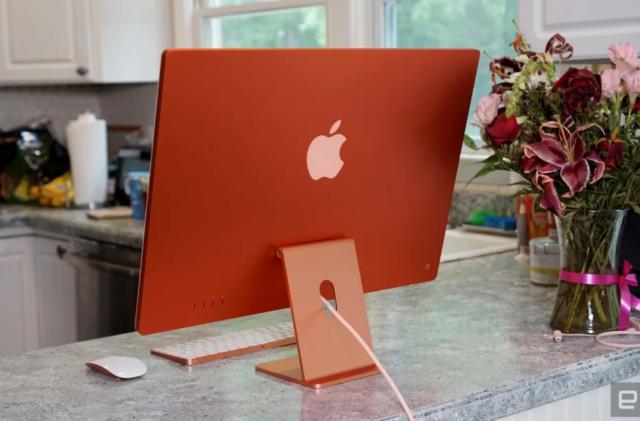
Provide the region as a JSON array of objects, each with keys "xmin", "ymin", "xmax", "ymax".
[
  {"xmin": 527, "ymin": 72, "xmax": 549, "ymax": 89},
  {"xmin": 623, "ymin": 69, "xmax": 640, "ymax": 102},
  {"xmin": 473, "ymin": 93, "xmax": 502, "ymax": 129},
  {"xmin": 506, "ymin": 71, "xmax": 521, "ymax": 84},
  {"xmin": 601, "ymin": 68, "xmax": 624, "ymax": 99}
]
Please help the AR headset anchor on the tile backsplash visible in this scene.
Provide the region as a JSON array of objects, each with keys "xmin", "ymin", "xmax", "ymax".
[
  {"xmin": 0, "ymin": 83, "xmax": 158, "ymax": 144},
  {"xmin": 99, "ymin": 84, "xmax": 157, "ymax": 128},
  {"xmin": 0, "ymin": 85, "xmax": 102, "ymax": 141},
  {"xmin": 448, "ymin": 190, "xmax": 515, "ymax": 227}
]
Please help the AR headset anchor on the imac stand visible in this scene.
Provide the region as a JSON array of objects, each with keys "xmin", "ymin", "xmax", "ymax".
[{"xmin": 255, "ymin": 238, "xmax": 379, "ymax": 388}]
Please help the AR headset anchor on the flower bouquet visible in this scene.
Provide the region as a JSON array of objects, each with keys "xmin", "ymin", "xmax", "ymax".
[{"xmin": 470, "ymin": 28, "xmax": 640, "ymax": 333}]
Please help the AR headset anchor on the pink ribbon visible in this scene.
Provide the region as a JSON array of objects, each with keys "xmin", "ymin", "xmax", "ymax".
[{"xmin": 560, "ymin": 261, "xmax": 640, "ymax": 330}]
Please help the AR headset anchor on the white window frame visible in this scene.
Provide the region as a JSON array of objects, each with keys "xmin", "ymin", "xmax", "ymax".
[
  {"xmin": 371, "ymin": 0, "xmax": 387, "ymax": 47},
  {"xmin": 172, "ymin": 0, "xmax": 385, "ymax": 48}
]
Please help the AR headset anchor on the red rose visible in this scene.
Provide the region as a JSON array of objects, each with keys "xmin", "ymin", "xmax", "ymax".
[
  {"xmin": 553, "ymin": 67, "xmax": 602, "ymax": 115},
  {"xmin": 633, "ymin": 98, "xmax": 640, "ymax": 113},
  {"xmin": 597, "ymin": 138, "xmax": 624, "ymax": 170},
  {"xmin": 485, "ymin": 110, "xmax": 520, "ymax": 146}
]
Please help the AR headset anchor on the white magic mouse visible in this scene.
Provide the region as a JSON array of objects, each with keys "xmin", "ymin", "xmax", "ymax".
[{"xmin": 86, "ymin": 356, "xmax": 147, "ymax": 380}]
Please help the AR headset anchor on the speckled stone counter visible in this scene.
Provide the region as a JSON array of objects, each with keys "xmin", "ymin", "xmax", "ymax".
[
  {"xmin": 0, "ymin": 205, "xmax": 144, "ymax": 247},
  {"xmin": 1, "ymin": 252, "xmax": 639, "ymax": 420}
]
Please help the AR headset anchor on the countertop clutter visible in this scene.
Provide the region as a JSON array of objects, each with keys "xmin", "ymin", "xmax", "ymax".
[
  {"xmin": 1, "ymin": 252, "xmax": 638, "ymax": 420},
  {"xmin": 0, "ymin": 205, "xmax": 143, "ymax": 248}
]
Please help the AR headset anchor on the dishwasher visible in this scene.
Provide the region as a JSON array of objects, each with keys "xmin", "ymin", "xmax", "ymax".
[{"xmin": 61, "ymin": 237, "xmax": 141, "ymax": 340}]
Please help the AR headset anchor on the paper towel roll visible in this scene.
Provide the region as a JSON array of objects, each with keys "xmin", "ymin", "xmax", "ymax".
[{"xmin": 65, "ymin": 112, "xmax": 108, "ymax": 207}]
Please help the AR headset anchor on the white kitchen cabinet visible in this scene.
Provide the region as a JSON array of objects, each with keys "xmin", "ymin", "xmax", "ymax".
[
  {"xmin": 0, "ymin": 230, "xmax": 77, "ymax": 356},
  {"xmin": 0, "ymin": 233, "xmax": 38, "ymax": 356},
  {"xmin": 33, "ymin": 236, "xmax": 77, "ymax": 348},
  {"xmin": 0, "ymin": 0, "xmax": 172, "ymax": 84},
  {"xmin": 519, "ymin": 0, "xmax": 640, "ymax": 61}
]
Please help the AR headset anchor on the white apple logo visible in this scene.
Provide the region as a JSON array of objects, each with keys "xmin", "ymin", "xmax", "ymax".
[{"xmin": 306, "ymin": 120, "xmax": 347, "ymax": 181}]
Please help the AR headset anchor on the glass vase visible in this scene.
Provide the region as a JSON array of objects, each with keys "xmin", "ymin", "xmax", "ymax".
[{"xmin": 549, "ymin": 209, "xmax": 628, "ymax": 334}]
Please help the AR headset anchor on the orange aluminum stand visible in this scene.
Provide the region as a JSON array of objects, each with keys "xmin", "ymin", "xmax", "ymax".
[{"xmin": 255, "ymin": 238, "xmax": 379, "ymax": 388}]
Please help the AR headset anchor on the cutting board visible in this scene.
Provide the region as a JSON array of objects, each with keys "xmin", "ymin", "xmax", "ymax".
[{"xmin": 87, "ymin": 206, "xmax": 133, "ymax": 220}]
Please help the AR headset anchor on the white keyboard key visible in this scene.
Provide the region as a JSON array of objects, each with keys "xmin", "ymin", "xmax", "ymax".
[{"xmin": 151, "ymin": 323, "xmax": 296, "ymax": 366}]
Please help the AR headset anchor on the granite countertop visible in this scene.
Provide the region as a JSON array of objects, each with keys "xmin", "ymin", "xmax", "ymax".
[
  {"xmin": 1, "ymin": 252, "xmax": 639, "ymax": 420},
  {"xmin": 0, "ymin": 205, "xmax": 144, "ymax": 248}
]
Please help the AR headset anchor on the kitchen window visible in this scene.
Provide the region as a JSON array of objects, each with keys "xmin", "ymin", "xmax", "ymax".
[
  {"xmin": 181, "ymin": 0, "xmax": 517, "ymax": 142},
  {"xmin": 191, "ymin": 0, "xmax": 357, "ymax": 48},
  {"xmin": 202, "ymin": 6, "xmax": 326, "ymax": 48}
]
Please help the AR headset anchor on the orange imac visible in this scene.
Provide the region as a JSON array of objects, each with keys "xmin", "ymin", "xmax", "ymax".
[{"xmin": 137, "ymin": 50, "xmax": 478, "ymax": 377}]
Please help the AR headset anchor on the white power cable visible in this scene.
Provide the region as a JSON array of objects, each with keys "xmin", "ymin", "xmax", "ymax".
[
  {"xmin": 320, "ymin": 297, "xmax": 414, "ymax": 421},
  {"xmin": 543, "ymin": 317, "xmax": 640, "ymax": 348}
]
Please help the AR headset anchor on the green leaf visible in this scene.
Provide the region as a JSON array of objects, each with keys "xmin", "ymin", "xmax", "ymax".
[
  {"xmin": 463, "ymin": 154, "xmax": 500, "ymax": 189},
  {"xmin": 481, "ymin": 154, "xmax": 499, "ymax": 164},
  {"xmin": 470, "ymin": 165, "xmax": 495, "ymax": 181},
  {"xmin": 463, "ymin": 134, "xmax": 478, "ymax": 150},
  {"xmin": 630, "ymin": 202, "xmax": 640, "ymax": 215}
]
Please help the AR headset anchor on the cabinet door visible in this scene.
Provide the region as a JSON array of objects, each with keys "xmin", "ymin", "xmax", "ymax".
[
  {"xmin": 0, "ymin": 0, "xmax": 93, "ymax": 83},
  {"xmin": 33, "ymin": 236, "xmax": 77, "ymax": 348},
  {"xmin": 0, "ymin": 236, "xmax": 37, "ymax": 356},
  {"xmin": 519, "ymin": 0, "xmax": 640, "ymax": 60}
]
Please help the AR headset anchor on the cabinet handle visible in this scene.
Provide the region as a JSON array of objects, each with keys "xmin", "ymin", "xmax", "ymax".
[
  {"xmin": 56, "ymin": 245, "xmax": 67, "ymax": 259},
  {"xmin": 67, "ymin": 252, "xmax": 140, "ymax": 277},
  {"xmin": 76, "ymin": 66, "xmax": 89, "ymax": 76}
]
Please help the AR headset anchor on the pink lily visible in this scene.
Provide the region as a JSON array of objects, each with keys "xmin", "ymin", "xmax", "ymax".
[
  {"xmin": 533, "ymin": 172, "xmax": 565, "ymax": 214},
  {"xmin": 525, "ymin": 120, "xmax": 605, "ymax": 198},
  {"xmin": 521, "ymin": 147, "xmax": 560, "ymax": 174}
]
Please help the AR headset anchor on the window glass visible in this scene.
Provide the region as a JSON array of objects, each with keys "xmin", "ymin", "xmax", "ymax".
[
  {"xmin": 201, "ymin": 0, "xmax": 278, "ymax": 7},
  {"xmin": 202, "ymin": 5, "xmax": 326, "ymax": 48}
]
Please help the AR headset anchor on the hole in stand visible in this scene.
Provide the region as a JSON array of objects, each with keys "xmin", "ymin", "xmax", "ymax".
[{"xmin": 319, "ymin": 280, "xmax": 337, "ymax": 315}]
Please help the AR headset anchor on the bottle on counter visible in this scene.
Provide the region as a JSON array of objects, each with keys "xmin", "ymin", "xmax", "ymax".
[
  {"xmin": 529, "ymin": 213, "xmax": 560, "ymax": 286},
  {"xmin": 515, "ymin": 200, "xmax": 530, "ymax": 262},
  {"xmin": 65, "ymin": 112, "xmax": 108, "ymax": 209}
]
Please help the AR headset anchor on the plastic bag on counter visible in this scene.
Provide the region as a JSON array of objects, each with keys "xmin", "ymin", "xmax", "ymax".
[{"xmin": 0, "ymin": 118, "xmax": 71, "ymax": 205}]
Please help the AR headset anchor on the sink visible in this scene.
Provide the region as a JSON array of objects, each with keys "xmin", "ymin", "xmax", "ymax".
[{"xmin": 440, "ymin": 229, "xmax": 516, "ymax": 263}]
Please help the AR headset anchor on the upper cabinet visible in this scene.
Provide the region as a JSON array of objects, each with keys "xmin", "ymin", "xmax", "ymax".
[
  {"xmin": 0, "ymin": 0, "xmax": 92, "ymax": 83},
  {"xmin": 519, "ymin": 0, "xmax": 640, "ymax": 60},
  {"xmin": 0, "ymin": 0, "xmax": 172, "ymax": 84}
]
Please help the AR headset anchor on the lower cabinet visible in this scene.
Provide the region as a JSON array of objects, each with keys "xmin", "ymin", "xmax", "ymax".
[
  {"xmin": 33, "ymin": 236, "xmax": 77, "ymax": 348},
  {"xmin": 0, "ymin": 230, "xmax": 77, "ymax": 356},
  {"xmin": 0, "ymin": 234, "xmax": 38, "ymax": 355}
]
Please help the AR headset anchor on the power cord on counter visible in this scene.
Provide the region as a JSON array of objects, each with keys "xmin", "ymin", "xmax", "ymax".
[
  {"xmin": 543, "ymin": 317, "xmax": 640, "ymax": 348},
  {"xmin": 320, "ymin": 297, "xmax": 415, "ymax": 421}
]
